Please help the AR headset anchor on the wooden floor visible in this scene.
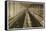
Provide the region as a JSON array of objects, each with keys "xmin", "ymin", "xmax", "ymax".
[{"xmin": 9, "ymin": 10, "xmax": 43, "ymax": 29}]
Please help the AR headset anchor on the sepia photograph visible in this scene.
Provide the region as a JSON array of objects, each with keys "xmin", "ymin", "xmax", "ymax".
[{"xmin": 7, "ymin": 1, "xmax": 45, "ymax": 30}]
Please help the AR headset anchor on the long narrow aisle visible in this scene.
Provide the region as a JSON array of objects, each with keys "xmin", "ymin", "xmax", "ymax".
[
  {"xmin": 23, "ymin": 10, "xmax": 32, "ymax": 28},
  {"xmin": 10, "ymin": 10, "xmax": 43, "ymax": 29}
]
